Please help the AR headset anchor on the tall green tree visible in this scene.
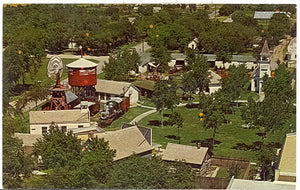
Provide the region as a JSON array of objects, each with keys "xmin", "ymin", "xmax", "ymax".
[
  {"xmin": 74, "ymin": 137, "xmax": 116, "ymax": 188},
  {"xmin": 33, "ymin": 123, "xmax": 82, "ymax": 169},
  {"xmin": 152, "ymin": 78, "xmax": 180, "ymax": 127},
  {"xmin": 202, "ymin": 94, "xmax": 226, "ymax": 149},
  {"xmin": 268, "ymin": 13, "xmax": 290, "ymax": 45},
  {"xmin": 103, "ymin": 49, "xmax": 141, "ymax": 81},
  {"xmin": 182, "ymin": 52, "xmax": 210, "ymax": 102},
  {"xmin": 107, "ymin": 155, "xmax": 194, "ymax": 189},
  {"xmin": 242, "ymin": 64, "xmax": 295, "ymax": 145},
  {"xmin": 3, "ymin": 134, "xmax": 34, "ymax": 188},
  {"xmin": 220, "ymin": 65, "xmax": 249, "ymax": 103}
]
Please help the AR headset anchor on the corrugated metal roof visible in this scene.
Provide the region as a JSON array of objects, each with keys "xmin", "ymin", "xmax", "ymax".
[
  {"xmin": 66, "ymin": 58, "xmax": 98, "ymax": 68},
  {"xmin": 232, "ymin": 55, "xmax": 256, "ymax": 62},
  {"xmin": 29, "ymin": 109, "xmax": 90, "ymax": 124},
  {"xmin": 254, "ymin": 11, "xmax": 275, "ymax": 19},
  {"xmin": 65, "ymin": 91, "xmax": 78, "ymax": 104},
  {"xmin": 162, "ymin": 143, "xmax": 208, "ymax": 165}
]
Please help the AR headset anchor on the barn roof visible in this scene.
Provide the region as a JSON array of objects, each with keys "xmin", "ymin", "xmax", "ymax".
[
  {"xmin": 29, "ymin": 109, "xmax": 90, "ymax": 124},
  {"xmin": 162, "ymin": 143, "xmax": 208, "ymax": 165},
  {"xmin": 14, "ymin": 133, "xmax": 42, "ymax": 147},
  {"xmin": 66, "ymin": 58, "xmax": 98, "ymax": 68},
  {"xmin": 95, "ymin": 79, "xmax": 138, "ymax": 95},
  {"xmin": 93, "ymin": 126, "xmax": 153, "ymax": 161}
]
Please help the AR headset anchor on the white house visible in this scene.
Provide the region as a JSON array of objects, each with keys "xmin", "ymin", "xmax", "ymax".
[
  {"xmin": 95, "ymin": 79, "xmax": 140, "ymax": 107},
  {"xmin": 286, "ymin": 37, "xmax": 296, "ymax": 61},
  {"xmin": 251, "ymin": 40, "xmax": 271, "ymax": 93},
  {"xmin": 29, "ymin": 108, "xmax": 90, "ymax": 135},
  {"xmin": 208, "ymin": 70, "xmax": 222, "ymax": 94},
  {"xmin": 188, "ymin": 38, "xmax": 198, "ymax": 50}
]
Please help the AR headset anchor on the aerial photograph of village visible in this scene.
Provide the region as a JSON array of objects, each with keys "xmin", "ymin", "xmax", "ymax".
[{"xmin": 2, "ymin": 3, "xmax": 297, "ymax": 189}]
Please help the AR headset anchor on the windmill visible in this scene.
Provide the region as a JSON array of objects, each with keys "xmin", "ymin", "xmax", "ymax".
[{"xmin": 47, "ymin": 56, "xmax": 69, "ymax": 110}]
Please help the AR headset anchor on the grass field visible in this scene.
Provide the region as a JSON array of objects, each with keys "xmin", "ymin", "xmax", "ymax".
[
  {"xmin": 104, "ymin": 106, "xmax": 153, "ymax": 131},
  {"xmin": 136, "ymin": 106, "xmax": 295, "ymax": 162}
]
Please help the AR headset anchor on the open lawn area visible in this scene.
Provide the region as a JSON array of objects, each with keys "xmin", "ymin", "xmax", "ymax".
[
  {"xmin": 104, "ymin": 106, "xmax": 153, "ymax": 131},
  {"xmin": 136, "ymin": 106, "xmax": 295, "ymax": 162}
]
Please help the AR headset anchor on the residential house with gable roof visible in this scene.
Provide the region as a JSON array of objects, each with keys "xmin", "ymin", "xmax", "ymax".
[
  {"xmin": 78, "ymin": 126, "xmax": 154, "ymax": 161},
  {"xmin": 162, "ymin": 142, "xmax": 209, "ymax": 169},
  {"xmin": 29, "ymin": 108, "xmax": 90, "ymax": 135}
]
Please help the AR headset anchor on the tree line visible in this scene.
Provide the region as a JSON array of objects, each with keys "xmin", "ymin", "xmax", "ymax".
[{"xmin": 3, "ymin": 124, "xmax": 194, "ymax": 189}]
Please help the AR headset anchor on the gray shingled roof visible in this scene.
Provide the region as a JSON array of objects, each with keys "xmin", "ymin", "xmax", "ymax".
[
  {"xmin": 260, "ymin": 40, "xmax": 270, "ymax": 56},
  {"xmin": 162, "ymin": 143, "xmax": 208, "ymax": 165}
]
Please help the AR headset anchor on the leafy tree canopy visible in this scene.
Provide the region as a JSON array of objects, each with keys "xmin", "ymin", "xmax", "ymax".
[
  {"xmin": 33, "ymin": 123, "xmax": 82, "ymax": 169},
  {"xmin": 107, "ymin": 155, "xmax": 194, "ymax": 189}
]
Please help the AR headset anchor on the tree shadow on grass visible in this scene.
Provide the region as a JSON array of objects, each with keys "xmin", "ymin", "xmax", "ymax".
[
  {"xmin": 148, "ymin": 120, "xmax": 161, "ymax": 126},
  {"xmin": 191, "ymin": 138, "xmax": 221, "ymax": 147},
  {"xmin": 185, "ymin": 103, "xmax": 199, "ymax": 109},
  {"xmin": 232, "ymin": 141, "xmax": 282, "ymax": 151},
  {"xmin": 232, "ymin": 141, "xmax": 262, "ymax": 151},
  {"xmin": 165, "ymin": 135, "xmax": 180, "ymax": 140}
]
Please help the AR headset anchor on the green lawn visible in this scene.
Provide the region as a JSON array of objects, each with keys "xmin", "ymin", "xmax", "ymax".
[
  {"xmin": 137, "ymin": 106, "xmax": 295, "ymax": 162},
  {"xmin": 104, "ymin": 106, "xmax": 153, "ymax": 131}
]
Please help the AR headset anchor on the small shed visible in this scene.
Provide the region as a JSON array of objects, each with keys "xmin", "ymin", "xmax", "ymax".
[{"xmin": 162, "ymin": 143, "xmax": 209, "ymax": 169}]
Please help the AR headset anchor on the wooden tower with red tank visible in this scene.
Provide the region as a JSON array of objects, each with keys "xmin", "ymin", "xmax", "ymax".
[{"xmin": 66, "ymin": 58, "xmax": 97, "ymax": 102}]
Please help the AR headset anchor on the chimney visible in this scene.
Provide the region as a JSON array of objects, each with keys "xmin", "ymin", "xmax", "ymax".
[
  {"xmin": 88, "ymin": 131, "xmax": 94, "ymax": 139},
  {"xmin": 197, "ymin": 142, "xmax": 201, "ymax": 149}
]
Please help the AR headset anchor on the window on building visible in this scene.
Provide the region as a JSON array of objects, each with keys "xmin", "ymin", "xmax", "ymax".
[
  {"xmin": 42, "ymin": 127, "xmax": 47, "ymax": 134},
  {"xmin": 79, "ymin": 70, "xmax": 88, "ymax": 75},
  {"xmin": 78, "ymin": 125, "xmax": 84, "ymax": 128},
  {"xmin": 61, "ymin": 126, "xmax": 67, "ymax": 133}
]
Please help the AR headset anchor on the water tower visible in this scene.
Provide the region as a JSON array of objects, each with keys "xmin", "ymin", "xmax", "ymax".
[
  {"xmin": 66, "ymin": 58, "xmax": 97, "ymax": 101},
  {"xmin": 47, "ymin": 56, "xmax": 69, "ymax": 110}
]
